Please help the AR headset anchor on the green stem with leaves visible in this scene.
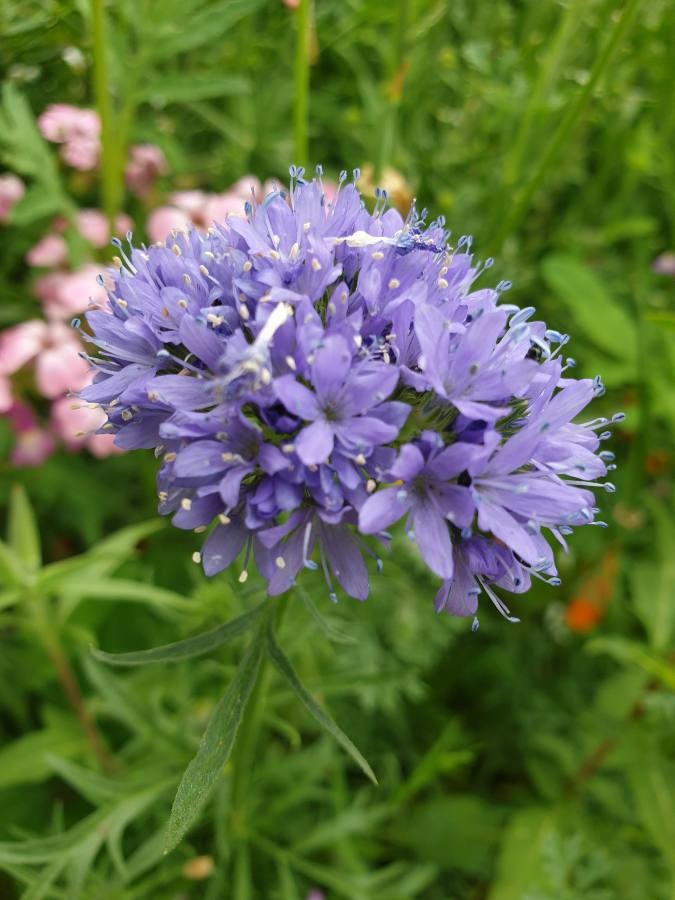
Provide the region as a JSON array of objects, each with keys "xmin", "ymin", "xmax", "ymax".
[
  {"xmin": 293, "ymin": 0, "xmax": 311, "ymax": 168},
  {"xmin": 91, "ymin": 0, "xmax": 121, "ymax": 227}
]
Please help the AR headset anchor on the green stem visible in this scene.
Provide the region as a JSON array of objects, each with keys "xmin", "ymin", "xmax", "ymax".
[
  {"xmin": 91, "ymin": 0, "xmax": 120, "ymax": 227},
  {"xmin": 229, "ymin": 597, "xmax": 290, "ymax": 892},
  {"xmin": 30, "ymin": 597, "xmax": 114, "ymax": 772},
  {"xmin": 493, "ymin": 0, "xmax": 646, "ymax": 249},
  {"xmin": 376, "ymin": 0, "xmax": 409, "ymax": 179},
  {"xmin": 293, "ymin": 0, "xmax": 311, "ymax": 168}
]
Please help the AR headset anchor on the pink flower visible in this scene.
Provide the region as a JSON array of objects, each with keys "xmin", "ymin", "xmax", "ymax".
[
  {"xmin": 0, "ymin": 173, "xmax": 25, "ymax": 223},
  {"xmin": 125, "ymin": 144, "xmax": 168, "ymax": 197},
  {"xmin": 5, "ymin": 401, "xmax": 56, "ymax": 467},
  {"xmin": 146, "ymin": 205, "xmax": 192, "ymax": 243},
  {"xmin": 38, "ymin": 104, "xmax": 100, "ymax": 143},
  {"xmin": 652, "ymin": 252, "xmax": 675, "ymax": 277},
  {"xmin": 0, "ymin": 374, "xmax": 12, "ymax": 412},
  {"xmin": 34, "ymin": 265, "xmax": 109, "ymax": 320},
  {"xmin": 26, "ymin": 233, "xmax": 69, "ymax": 268},
  {"xmin": 169, "ymin": 190, "xmax": 208, "ymax": 215},
  {"xmin": 37, "ymin": 105, "xmax": 101, "ymax": 171},
  {"xmin": 50, "ymin": 395, "xmax": 120, "ymax": 457},
  {"xmin": 283, "ymin": 0, "xmax": 300, "ymax": 8},
  {"xmin": 0, "ymin": 319, "xmax": 90, "ymax": 398},
  {"xmin": 75, "ymin": 209, "xmax": 133, "ymax": 248}
]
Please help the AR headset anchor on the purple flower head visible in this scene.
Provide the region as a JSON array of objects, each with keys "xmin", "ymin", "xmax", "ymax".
[{"xmin": 80, "ymin": 166, "xmax": 618, "ymax": 625}]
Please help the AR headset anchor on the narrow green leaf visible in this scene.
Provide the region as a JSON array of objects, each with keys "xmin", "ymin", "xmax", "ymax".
[
  {"xmin": 267, "ymin": 627, "xmax": 377, "ymax": 785},
  {"xmin": 0, "ymin": 539, "xmax": 25, "ymax": 588},
  {"xmin": 163, "ymin": 624, "xmax": 266, "ymax": 852},
  {"xmin": 92, "ymin": 603, "xmax": 263, "ymax": 666},
  {"xmin": 541, "ymin": 254, "xmax": 636, "ymax": 362},
  {"xmin": 137, "ymin": 74, "xmax": 249, "ymax": 105},
  {"xmin": 488, "ymin": 807, "xmax": 557, "ymax": 900},
  {"xmin": 8, "ymin": 485, "xmax": 41, "ymax": 571},
  {"xmin": 69, "ymin": 578, "xmax": 194, "ymax": 612},
  {"xmin": 625, "ymin": 733, "xmax": 675, "ymax": 870},
  {"xmin": 586, "ymin": 636, "xmax": 675, "ymax": 690}
]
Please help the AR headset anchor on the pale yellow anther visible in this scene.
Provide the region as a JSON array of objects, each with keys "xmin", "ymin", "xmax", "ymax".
[
  {"xmin": 164, "ymin": 452, "xmax": 177, "ymax": 462},
  {"xmin": 192, "ymin": 551, "xmax": 202, "ymax": 564},
  {"xmin": 242, "ymin": 260, "xmax": 253, "ymax": 272},
  {"xmin": 275, "ymin": 556, "xmax": 286, "ymax": 569},
  {"xmin": 207, "ymin": 313, "xmax": 224, "ymax": 326},
  {"xmin": 269, "ymin": 249, "xmax": 281, "ymax": 260},
  {"xmin": 178, "ymin": 299, "xmax": 188, "ymax": 309},
  {"xmin": 289, "ymin": 242, "xmax": 300, "ymax": 260},
  {"xmin": 194, "ymin": 525, "xmax": 207, "ymax": 534},
  {"xmin": 282, "ymin": 443, "xmax": 295, "ymax": 454},
  {"xmin": 271, "ymin": 234, "xmax": 281, "ymax": 247},
  {"xmin": 181, "ymin": 498, "xmax": 192, "ymax": 510},
  {"xmin": 327, "ymin": 302, "xmax": 336, "ymax": 315},
  {"xmin": 199, "ymin": 265, "xmax": 209, "ymax": 275},
  {"xmin": 366, "ymin": 479, "xmax": 377, "ymax": 493},
  {"xmin": 240, "ymin": 305, "xmax": 250, "ymax": 320},
  {"xmin": 121, "ymin": 409, "xmax": 133, "ymax": 422},
  {"xmin": 355, "ymin": 454, "xmax": 366, "ymax": 466},
  {"xmin": 116, "ymin": 297, "xmax": 128, "ymax": 309},
  {"xmin": 388, "ymin": 278, "xmax": 400, "ymax": 289},
  {"xmin": 303, "ymin": 221, "xmax": 311, "ymax": 232},
  {"xmin": 182, "ymin": 274, "xmax": 191, "ymax": 286},
  {"xmin": 161, "ymin": 306, "xmax": 169, "ymax": 318},
  {"xmin": 311, "ymin": 258, "xmax": 322, "ymax": 271},
  {"xmin": 285, "ymin": 355, "xmax": 296, "ymax": 371},
  {"xmin": 438, "ymin": 278, "xmax": 449, "ymax": 290},
  {"xmin": 238, "ymin": 570, "xmax": 249, "ymax": 583},
  {"xmin": 171, "ymin": 244, "xmax": 181, "ymax": 256},
  {"xmin": 218, "ymin": 513, "xmax": 231, "ymax": 525},
  {"xmin": 372, "ymin": 251, "xmax": 385, "ymax": 261}
]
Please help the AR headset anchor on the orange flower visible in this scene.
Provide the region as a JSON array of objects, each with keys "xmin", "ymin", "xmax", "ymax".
[{"xmin": 565, "ymin": 548, "xmax": 618, "ymax": 633}]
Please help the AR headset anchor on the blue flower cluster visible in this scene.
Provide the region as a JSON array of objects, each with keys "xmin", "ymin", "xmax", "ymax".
[{"xmin": 80, "ymin": 168, "xmax": 618, "ymax": 625}]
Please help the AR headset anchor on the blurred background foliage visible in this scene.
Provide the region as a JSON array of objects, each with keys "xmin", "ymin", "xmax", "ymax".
[{"xmin": 0, "ymin": 0, "xmax": 674, "ymax": 897}]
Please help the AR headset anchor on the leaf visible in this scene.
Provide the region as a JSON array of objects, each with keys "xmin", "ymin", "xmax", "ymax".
[
  {"xmin": 0, "ymin": 539, "xmax": 25, "ymax": 588},
  {"xmin": 67, "ymin": 578, "xmax": 194, "ymax": 613},
  {"xmin": 0, "ymin": 722, "xmax": 84, "ymax": 790},
  {"xmin": 540, "ymin": 254, "xmax": 636, "ymax": 362},
  {"xmin": 631, "ymin": 498, "xmax": 675, "ymax": 652},
  {"xmin": 625, "ymin": 732, "xmax": 675, "ymax": 870},
  {"xmin": 137, "ymin": 74, "xmax": 249, "ymax": 105},
  {"xmin": 266, "ymin": 626, "xmax": 378, "ymax": 785},
  {"xmin": 586, "ymin": 636, "xmax": 675, "ymax": 690},
  {"xmin": 146, "ymin": 0, "xmax": 268, "ymax": 61},
  {"xmin": 488, "ymin": 807, "xmax": 557, "ymax": 900},
  {"xmin": 8, "ymin": 485, "xmax": 41, "ymax": 571},
  {"xmin": 92, "ymin": 603, "xmax": 264, "ymax": 666},
  {"xmin": 163, "ymin": 623, "xmax": 266, "ymax": 853}
]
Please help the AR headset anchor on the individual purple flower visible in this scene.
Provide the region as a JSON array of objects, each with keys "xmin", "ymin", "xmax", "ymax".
[{"xmin": 79, "ymin": 166, "xmax": 617, "ymax": 625}]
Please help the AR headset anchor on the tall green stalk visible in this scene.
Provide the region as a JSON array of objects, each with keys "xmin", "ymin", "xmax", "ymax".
[
  {"xmin": 293, "ymin": 0, "xmax": 311, "ymax": 168},
  {"xmin": 493, "ymin": 0, "xmax": 646, "ymax": 248},
  {"xmin": 376, "ymin": 0, "xmax": 409, "ymax": 179},
  {"xmin": 91, "ymin": 0, "xmax": 120, "ymax": 227}
]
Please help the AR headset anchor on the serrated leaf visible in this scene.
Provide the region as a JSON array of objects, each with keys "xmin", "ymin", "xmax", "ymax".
[
  {"xmin": 541, "ymin": 254, "xmax": 636, "ymax": 362},
  {"xmin": 8, "ymin": 485, "xmax": 41, "ymax": 571},
  {"xmin": 92, "ymin": 603, "xmax": 263, "ymax": 666},
  {"xmin": 267, "ymin": 626, "xmax": 377, "ymax": 785},
  {"xmin": 163, "ymin": 623, "xmax": 266, "ymax": 853}
]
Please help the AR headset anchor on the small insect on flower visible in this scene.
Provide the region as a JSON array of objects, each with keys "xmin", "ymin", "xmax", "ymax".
[{"xmin": 80, "ymin": 165, "xmax": 618, "ymax": 625}]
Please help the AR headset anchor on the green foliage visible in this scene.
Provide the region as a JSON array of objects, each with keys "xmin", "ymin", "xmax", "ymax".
[{"xmin": 1, "ymin": 0, "xmax": 675, "ymax": 896}]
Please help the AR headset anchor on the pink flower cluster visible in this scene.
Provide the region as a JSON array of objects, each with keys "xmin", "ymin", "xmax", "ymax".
[
  {"xmin": 37, "ymin": 104, "xmax": 167, "ymax": 198},
  {"xmin": 0, "ymin": 173, "xmax": 25, "ymax": 223}
]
